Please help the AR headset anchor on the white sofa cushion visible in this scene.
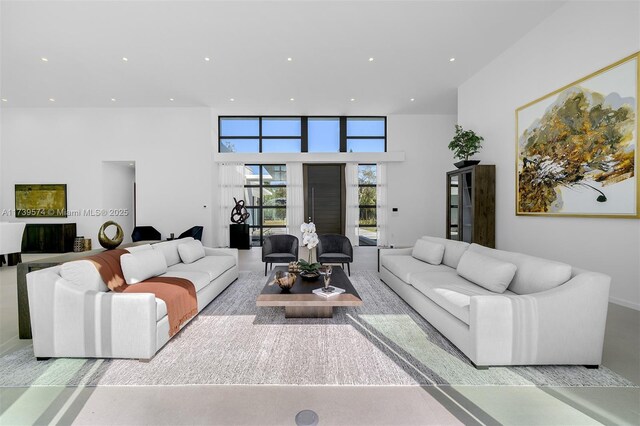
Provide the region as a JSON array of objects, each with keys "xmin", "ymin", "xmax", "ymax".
[
  {"xmin": 178, "ymin": 240, "xmax": 206, "ymax": 264},
  {"xmin": 159, "ymin": 270, "xmax": 211, "ymax": 292},
  {"xmin": 421, "ymin": 236, "xmax": 469, "ymax": 268},
  {"xmin": 167, "ymin": 255, "xmax": 236, "ymax": 281},
  {"xmin": 152, "ymin": 237, "xmax": 194, "ymax": 267},
  {"xmin": 456, "ymin": 250, "xmax": 516, "ymax": 293},
  {"xmin": 412, "ymin": 239, "xmax": 445, "ymax": 265},
  {"xmin": 126, "ymin": 244, "xmax": 153, "ymax": 253},
  {"xmin": 410, "ymin": 270, "xmax": 517, "ymax": 325},
  {"xmin": 468, "ymin": 244, "xmax": 572, "ymax": 295},
  {"xmin": 381, "ymin": 254, "xmax": 450, "ymax": 283},
  {"xmin": 60, "ymin": 260, "xmax": 108, "ymax": 292},
  {"xmin": 121, "ymin": 249, "xmax": 168, "ymax": 284}
]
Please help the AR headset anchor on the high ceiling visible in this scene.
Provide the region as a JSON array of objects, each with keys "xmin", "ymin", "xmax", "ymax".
[{"xmin": 0, "ymin": 0, "xmax": 564, "ymax": 114}]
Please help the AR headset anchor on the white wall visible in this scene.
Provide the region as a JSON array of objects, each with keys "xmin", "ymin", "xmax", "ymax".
[
  {"xmin": 386, "ymin": 114, "xmax": 457, "ymax": 246},
  {"xmin": 458, "ymin": 1, "xmax": 640, "ymax": 309},
  {"xmin": 101, "ymin": 162, "xmax": 136, "ymax": 244},
  {"xmin": 1, "ymin": 108, "xmax": 215, "ymax": 247}
]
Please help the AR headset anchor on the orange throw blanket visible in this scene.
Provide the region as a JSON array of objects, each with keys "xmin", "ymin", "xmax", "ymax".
[{"xmin": 80, "ymin": 249, "xmax": 197, "ymax": 337}]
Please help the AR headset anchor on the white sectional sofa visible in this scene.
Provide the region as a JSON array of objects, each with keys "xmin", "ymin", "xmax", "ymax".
[
  {"xmin": 379, "ymin": 236, "xmax": 611, "ymax": 368},
  {"xmin": 27, "ymin": 237, "xmax": 238, "ymax": 360}
]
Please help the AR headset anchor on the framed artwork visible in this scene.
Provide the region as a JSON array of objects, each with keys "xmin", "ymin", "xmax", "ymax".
[
  {"xmin": 516, "ymin": 52, "xmax": 639, "ymax": 218},
  {"xmin": 15, "ymin": 184, "xmax": 67, "ymax": 218}
]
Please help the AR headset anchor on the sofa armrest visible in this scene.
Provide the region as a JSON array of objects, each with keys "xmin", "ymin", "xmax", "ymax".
[
  {"xmin": 204, "ymin": 247, "xmax": 238, "ymax": 265},
  {"xmin": 28, "ymin": 268, "xmax": 157, "ymax": 359},
  {"xmin": 469, "ymin": 272, "xmax": 610, "ymax": 366}
]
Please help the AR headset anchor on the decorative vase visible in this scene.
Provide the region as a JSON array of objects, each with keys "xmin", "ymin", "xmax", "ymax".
[
  {"xmin": 454, "ymin": 160, "xmax": 481, "ymax": 169},
  {"xmin": 73, "ymin": 236, "xmax": 85, "ymax": 252},
  {"xmin": 274, "ymin": 271, "xmax": 296, "ymax": 292},
  {"xmin": 98, "ymin": 221, "xmax": 124, "ymax": 250}
]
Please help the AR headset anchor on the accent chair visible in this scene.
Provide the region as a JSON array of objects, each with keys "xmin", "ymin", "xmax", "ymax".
[
  {"xmin": 179, "ymin": 226, "xmax": 204, "ymax": 241},
  {"xmin": 0, "ymin": 222, "xmax": 26, "ymax": 266},
  {"xmin": 317, "ymin": 234, "xmax": 353, "ymax": 276},
  {"xmin": 131, "ymin": 226, "xmax": 161, "ymax": 242},
  {"xmin": 262, "ymin": 234, "xmax": 299, "ymax": 276}
]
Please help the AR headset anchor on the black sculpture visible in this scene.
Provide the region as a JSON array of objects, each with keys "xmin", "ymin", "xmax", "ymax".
[{"xmin": 230, "ymin": 197, "xmax": 250, "ymax": 224}]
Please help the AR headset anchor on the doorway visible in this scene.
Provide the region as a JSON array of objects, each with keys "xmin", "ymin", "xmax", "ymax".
[{"xmin": 303, "ymin": 164, "xmax": 345, "ymax": 235}]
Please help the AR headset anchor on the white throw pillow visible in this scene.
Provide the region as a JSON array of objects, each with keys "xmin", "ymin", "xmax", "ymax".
[
  {"xmin": 152, "ymin": 237, "xmax": 194, "ymax": 267},
  {"xmin": 178, "ymin": 240, "xmax": 206, "ymax": 264},
  {"xmin": 412, "ymin": 239, "xmax": 445, "ymax": 265},
  {"xmin": 60, "ymin": 260, "xmax": 109, "ymax": 292},
  {"xmin": 120, "ymin": 249, "xmax": 168, "ymax": 284},
  {"xmin": 456, "ymin": 250, "xmax": 517, "ymax": 293}
]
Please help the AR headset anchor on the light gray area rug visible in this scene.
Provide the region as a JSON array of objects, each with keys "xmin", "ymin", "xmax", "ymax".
[{"xmin": 1, "ymin": 271, "xmax": 636, "ymax": 387}]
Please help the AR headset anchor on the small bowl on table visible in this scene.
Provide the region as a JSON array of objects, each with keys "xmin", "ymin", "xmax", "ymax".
[{"xmin": 274, "ymin": 271, "xmax": 296, "ymax": 292}]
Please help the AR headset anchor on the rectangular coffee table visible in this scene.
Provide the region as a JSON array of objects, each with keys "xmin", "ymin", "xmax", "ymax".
[{"xmin": 256, "ymin": 266, "xmax": 363, "ymax": 318}]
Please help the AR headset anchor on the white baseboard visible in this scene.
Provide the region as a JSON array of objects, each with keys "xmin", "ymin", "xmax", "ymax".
[{"xmin": 609, "ymin": 296, "xmax": 640, "ymax": 311}]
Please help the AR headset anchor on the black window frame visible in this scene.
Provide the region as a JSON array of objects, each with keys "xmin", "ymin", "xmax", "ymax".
[
  {"xmin": 358, "ymin": 163, "xmax": 377, "ymax": 246},
  {"xmin": 244, "ymin": 164, "xmax": 287, "ymax": 247},
  {"xmin": 219, "ymin": 116, "xmax": 386, "ymax": 153}
]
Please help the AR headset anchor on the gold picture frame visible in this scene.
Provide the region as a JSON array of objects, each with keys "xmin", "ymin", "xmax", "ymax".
[
  {"xmin": 516, "ymin": 52, "xmax": 639, "ymax": 218},
  {"xmin": 15, "ymin": 184, "xmax": 68, "ymax": 218}
]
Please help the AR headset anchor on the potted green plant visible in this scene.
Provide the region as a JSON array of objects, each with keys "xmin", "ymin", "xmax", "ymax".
[{"xmin": 448, "ymin": 125, "xmax": 484, "ymax": 168}]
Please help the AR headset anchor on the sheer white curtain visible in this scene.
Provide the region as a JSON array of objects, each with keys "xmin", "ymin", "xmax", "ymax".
[
  {"xmin": 217, "ymin": 162, "xmax": 245, "ymax": 247},
  {"xmin": 376, "ymin": 162, "xmax": 389, "ymax": 247},
  {"xmin": 345, "ymin": 163, "xmax": 360, "ymax": 247},
  {"xmin": 286, "ymin": 163, "xmax": 304, "ymax": 240}
]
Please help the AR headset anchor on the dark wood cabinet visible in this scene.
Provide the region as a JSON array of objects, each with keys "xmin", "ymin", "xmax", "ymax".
[
  {"xmin": 21, "ymin": 223, "xmax": 77, "ymax": 253},
  {"xmin": 447, "ymin": 165, "xmax": 495, "ymax": 248}
]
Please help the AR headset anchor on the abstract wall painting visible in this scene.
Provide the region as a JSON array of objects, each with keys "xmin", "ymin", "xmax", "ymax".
[
  {"xmin": 15, "ymin": 184, "xmax": 67, "ymax": 218},
  {"xmin": 516, "ymin": 53, "xmax": 639, "ymax": 218}
]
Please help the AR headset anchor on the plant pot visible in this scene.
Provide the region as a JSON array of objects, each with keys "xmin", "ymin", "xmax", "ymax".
[
  {"xmin": 454, "ymin": 160, "xmax": 481, "ymax": 169},
  {"xmin": 300, "ymin": 271, "xmax": 320, "ymax": 281}
]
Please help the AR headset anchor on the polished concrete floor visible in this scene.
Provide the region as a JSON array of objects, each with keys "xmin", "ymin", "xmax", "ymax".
[{"xmin": 0, "ymin": 247, "xmax": 639, "ymax": 425}]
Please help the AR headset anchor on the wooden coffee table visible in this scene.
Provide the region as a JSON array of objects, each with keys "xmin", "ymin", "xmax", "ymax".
[{"xmin": 256, "ymin": 266, "xmax": 363, "ymax": 318}]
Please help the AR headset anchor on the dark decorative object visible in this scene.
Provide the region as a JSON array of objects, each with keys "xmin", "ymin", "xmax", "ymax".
[
  {"xmin": 179, "ymin": 226, "xmax": 204, "ymax": 241},
  {"xmin": 448, "ymin": 125, "xmax": 484, "ymax": 168},
  {"xmin": 317, "ymin": 234, "xmax": 354, "ymax": 276},
  {"xmin": 131, "ymin": 226, "xmax": 161, "ymax": 242},
  {"xmin": 98, "ymin": 221, "xmax": 124, "ymax": 250},
  {"xmin": 454, "ymin": 160, "xmax": 481, "ymax": 169},
  {"xmin": 73, "ymin": 236, "xmax": 85, "ymax": 252},
  {"xmin": 299, "ymin": 270, "xmax": 320, "ymax": 281},
  {"xmin": 230, "ymin": 198, "xmax": 250, "ymax": 224}
]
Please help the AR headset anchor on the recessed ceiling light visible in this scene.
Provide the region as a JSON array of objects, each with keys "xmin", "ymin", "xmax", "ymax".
[
  {"xmin": 41, "ymin": 57, "xmax": 48, "ymax": 62},
  {"xmin": 350, "ymin": 98, "xmax": 355, "ymax": 102},
  {"xmin": 111, "ymin": 98, "xmax": 116, "ymax": 102},
  {"xmin": 287, "ymin": 57, "xmax": 293, "ymax": 62},
  {"xmin": 449, "ymin": 57, "xmax": 456, "ymax": 62},
  {"xmin": 122, "ymin": 57, "xmax": 128, "ymax": 62},
  {"xmin": 1, "ymin": 98, "xmax": 7, "ymax": 102},
  {"xmin": 204, "ymin": 57, "xmax": 211, "ymax": 62},
  {"xmin": 289, "ymin": 98, "xmax": 295, "ymax": 101},
  {"xmin": 410, "ymin": 98, "xmax": 415, "ymax": 102},
  {"xmin": 169, "ymin": 98, "xmax": 174, "ymax": 101},
  {"xmin": 129, "ymin": 163, "xmax": 134, "ymax": 166},
  {"xmin": 368, "ymin": 57, "xmax": 374, "ymax": 62},
  {"xmin": 49, "ymin": 98, "xmax": 55, "ymax": 102},
  {"xmin": 230, "ymin": 98, "xmax": 235, "ymax": 102}
]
